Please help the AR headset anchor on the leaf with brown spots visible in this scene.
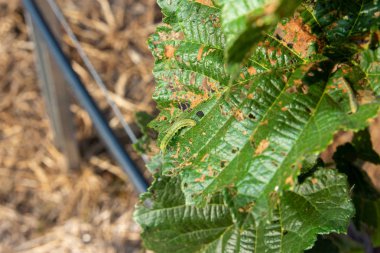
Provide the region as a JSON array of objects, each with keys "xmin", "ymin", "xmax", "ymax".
[
  {"xmin": 222, "ymin": 0, "xmax": 301, "ymax": 67},
  {"xmin": 141, "ymin": 1, "xmax": 380, "ymax": 252},
  {"xmin": 164, "ymin": 45, "xmax": 176, "ymax": 58},
  {"xmin": 255, "ymin": 139, "xmax": 270, "ymax": 155}
]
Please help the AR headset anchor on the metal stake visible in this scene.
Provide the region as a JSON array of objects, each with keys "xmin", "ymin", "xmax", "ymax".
[{"xmin": 26, "ymin": 1, "xmax": 80, "ymax": 170}]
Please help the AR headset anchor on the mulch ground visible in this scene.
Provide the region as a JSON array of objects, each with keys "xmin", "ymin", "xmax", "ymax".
[{"xmin": 0, "ymin": 0, "xmax": 160, "ymax": 252}]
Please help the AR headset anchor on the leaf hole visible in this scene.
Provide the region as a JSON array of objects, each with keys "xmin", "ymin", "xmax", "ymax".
[
  {"xmin": 248, "ymin": 113, "xmax": 256, "ymax": 120},
  {"xmin": 196, "ymin": 111, "xmax": 205, "ymax": 118},
  {"xmin": 231, "ymin": 147, "xmax": 239, "ymax": 154},
  {"xmin": 178, "ymin": 102, "xmax": 190, "ymax": 111}
]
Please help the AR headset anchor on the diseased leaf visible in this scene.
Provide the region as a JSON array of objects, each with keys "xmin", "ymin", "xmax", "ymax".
[
  {"xmin": 135, "ymin": 169, "xmax": 354, "ymax": 253},
  {"xmin": 358, "ymin": 46, "xmax": 380, "ymax": 95},
  {"xmin": 133, "ymin": 112, "xmax": 156, "ymax": 155},
  {"xmin": 137, "ymin": 0, "xmax": 380, "ymax": 252},
  {"xmin": 221, "ymin": 0, "xmax": 301, "ymax": 67},
  {"xmin": 149, "ymin": 0, "xmax": 380, "ymax": 215},
  {"xmin": 301, "ymin": 0, "xmax": 380, "ymax": 58}
]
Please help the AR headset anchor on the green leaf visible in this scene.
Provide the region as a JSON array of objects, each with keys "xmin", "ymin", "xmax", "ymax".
[
  {"xmin": 141, "ymin": 0, "xmax": 380, "ymax": 251},
  {"xmin": 221, "ymin": 0, "xmax": 301, "ymax": 67},
  {"xmin": 301, "ymin": 0, "xmax": 380, "ymax": 58},
  {"xmin": 150, "ymin": 0, "xmax": 380, "ymax": 218},
  {"xmin": 280, "ymin": 169, "xmax": 354, "ymax": 252},
  {"xmin": 133, "ymin": 111, "xmax": 156, "ymax": 155},
  {"xmin": 358, "ymin": 46, "xmax": 380, "ymax": 95},
  {"xmin": 134, "ymin": 169, "xmax": 354, "ymax": 253}
]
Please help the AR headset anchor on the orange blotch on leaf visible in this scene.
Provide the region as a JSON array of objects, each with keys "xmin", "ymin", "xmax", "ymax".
[
  {"xmin": 255, "ymin": 139, "xmax": 270, "ymax": 155},
  {"xmin": 248, "ymin": 66, "xmax": 257, "ymax": 76},
  {"xmin": 195, "ymin": 0, "xmax": 214, "ymax": 7},
  {"xmin": 234, "ymin": 109, "xmax": 245, "ymax": 121},
  {"xmin": 164, "ymin": 45, "xmax": 176, "ymax": 58},
  {"xmin": 200, "ymin": 153, "xmax": 209, "ymax": 162},
  {"xmin": 194, "ymin": 174, "xmax": 206, "ymax": 183},
  {"xmin": 197, "ymin": 45, "xmax": 204, "ymax": 61},
  {"xmin": 274, "ymin": 17, "xmax": 319, "ymax": 58},
  {"xmin": 285, "ymin": 176, "xmax": 294, "ymax": 186},
  {"xmin": 281, "ymin": 107, "xmax": 288, "ymax": 112}
]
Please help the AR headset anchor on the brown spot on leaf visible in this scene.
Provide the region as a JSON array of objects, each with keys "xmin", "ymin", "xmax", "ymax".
[
  {"xmin": 158, "ymin": 115, "xmax": 167, "ymax": 121},
  {"xmin": 200, "ymin": 153, "xmax": 209, "ymax": 162},
  {"xmin": 357, "ymin": 90, "xmax": 376, "ymax": 105},
  {"xmin": 285, "ymin": 176, "xmax": 294, "ymax": 186},
  {"xmin": 260, "ymin": 120, "xmax": 269, "ymax": 126},
  {"xmin": 294, "ymin": 79, "xmax": 303, "ymax": 86},
  {"xmin": 269, "ymin": 58, "xmax": 277, "ymax": 65},
  {"xmin": 255, "ymin": 139, "xmax": 270, "ymax": 155},
  {"xmin": 168, "ymin": 107, "xmax": 175, "ymax": 116},
  {"xmin": 247, "ymin": 93, "xmax": 254, "ymax": 99},
  {"xmin": 311, "ymin": 178, "xmax": 318, "ymax": 185},
  {"xmin": 171, "ymin": 91, "xmax": 209, "ymax": 109},
  {"xmin": 171, "ymin": 145, "xmax": 181, "ymax": 159},
  {"xmin": 281, "ymin": 107, "xmax": 288, "ymax": 112},
  {"xmin": 331, "ymin": 64, "xmax": 339, "ymax": 73},
  {"xmin": 248, "ymin": 66, "xmax": 257, "ymax": 76},
  {"xmin": 197, "ymin": 45, "xmax": 204, "ymax": 61},
  {"xmin": 207, "ymin": 166, "xmax": 214, "ymax": 177},
  {"xmin": 194, "ymin": 174, "xmax": 206, "ymax": 183},
  {"xmin": 301, "ymin": 85, "xmax": 309, "ymax": 94},
  {"xmin": 234, "ymin": 109, "xmax": 245, "ymax": 121},
  {"xmin": 274, "ymin": 17, "xmax": 319, "ymax": 58},
  {"xmin": 158, "ymin": 29, "xmax": 184, "ymax": 41},
  {"xmin": 164, "ymin": 45, "xmax": 176, "ymax": 58},
  {"xmin": 195, "ymin": 0, "xmax": 214, "ymax": 7},
  {"xmin": 286, "ymin": 86, "xmax": 298, "ymax": 93}
]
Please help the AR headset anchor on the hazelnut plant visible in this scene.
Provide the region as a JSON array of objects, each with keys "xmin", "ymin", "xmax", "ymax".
[{"xmin": 134, "ymin": 0, "xmax": 380, "ymax": 252}]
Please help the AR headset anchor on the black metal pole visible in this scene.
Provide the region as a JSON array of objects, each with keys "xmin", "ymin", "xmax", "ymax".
[{"xmin": 22, "ymin": 0, "xmax": 148, "ymax": 193}]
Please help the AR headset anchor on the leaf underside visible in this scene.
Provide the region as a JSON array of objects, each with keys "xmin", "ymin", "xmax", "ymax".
[{"xmin": 136, "ymin": 0, "xmax": 380, "ymax": 252}]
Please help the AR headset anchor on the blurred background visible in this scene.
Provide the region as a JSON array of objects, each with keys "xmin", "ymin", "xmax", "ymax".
[{"xmin": 0, "ymin": 0, "xmax": 160, "ymax": 252}]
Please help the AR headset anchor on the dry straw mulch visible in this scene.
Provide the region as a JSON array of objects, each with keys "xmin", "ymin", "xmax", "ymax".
[{"xmin": 0, "ymin": 0, "xmax": 159, "ymax": 252}]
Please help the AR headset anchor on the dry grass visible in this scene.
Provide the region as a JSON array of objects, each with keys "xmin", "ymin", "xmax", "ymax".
[{"xmin": 0, "ymin": 0, "xmax": 159, "ymax": 252}]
